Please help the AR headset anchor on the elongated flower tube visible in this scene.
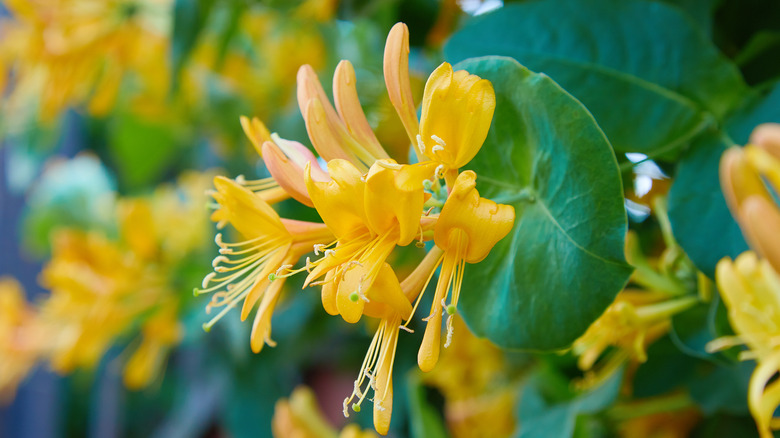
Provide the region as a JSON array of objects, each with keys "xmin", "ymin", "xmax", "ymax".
[
  {"xmin": 303, "ymin": 159, "xmax": 435, "ymax": 323},
  {"xmin": 709, "ymin": 253, "xmax": 780, "ymax": 438},
  {"xmin": 297, "ymin": 63, "xmax": 390, "ymax": 170},
  {"xmin": 721, "ymin": 134, "xmax": 780, "ymax": 273},
  {"xmin": 418, "ymin": 171, "xmax": 514, "ymax": 372},
  {"xmin": 197, "ymin": 177, "xmax": 332, "ymax": 352}
]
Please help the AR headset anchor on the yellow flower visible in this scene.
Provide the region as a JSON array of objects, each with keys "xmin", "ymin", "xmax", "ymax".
[
  {"xmin": 573, "ymin": 289, "xmax": 694, "ymax": 372},
  {"xmin": 709, "ymin": 252, "xmax": 780, "ymax": 438},
  {"xmin": 38, "ymin": 229, "xmax": 158, "ymax": 372},
  {"xmin": 418, "ymin": 62, "xmax": 495, "ymax": 172},
  {"xmin": 418, "ymin": 171, "xmax": 515, "ymax": 372},
  {"xmin": 198, "ymin": 176, "xmax": 333, "ymax": 352},
  {"xmin": 198, "ymin": 21, "xmax": 514, "ymax": 435},
  {"xmin": 302, "ymin": 159, "xmax": 435, "ymax": 324},
  {"xmin": 273, "ymin": 386, "xmax": 377, "ymax": 438},
  {"xmin": 720, "ymin": 124, "xmax": 780, "ymax": 273},
  {"xmin": 0, "ymin": 277, "xmax": 41, "ymax": 402},
  {"xmin": 1, "ymin": 0, "xmax": 172, "ymax": 121},
  {"xmin": 123, "ymin": 304, "xmax": 182, "ymax": 389}
]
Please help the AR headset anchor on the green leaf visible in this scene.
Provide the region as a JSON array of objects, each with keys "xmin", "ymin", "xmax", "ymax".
[
  {"xmin": 516, "ymin": 365, "xmax": 624, "ymax": 438},
  {"xmin": 668, "ymin": 84, "xmax": 780, "ymax": 278},
  {"xmin": 108, "ymin": 112, "xmax": 179, "ymax": 191},
  {"xmin": 456, "ymin": 57, "xmax": 632, "ymax": 351},
  {"xmin": 444, "ymin": 0, "xmax": 749, "ymax": 156}
]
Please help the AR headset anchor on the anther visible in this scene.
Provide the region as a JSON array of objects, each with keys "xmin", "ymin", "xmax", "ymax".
[
  {"xmin": 417, "ymin": 134, "xmax": 426, "ymax": 154},
  {"xmin": 399, "ymin": 325, "xmax": 414, "ymax": 333},
  {"xmin": 215, "ymin": 266, "xmax": 229, "ymax": 273},
  {"xmin": 431, "ymin": 145, "xmax": 444, "ymax": 153},
  {"xmin": 431, "ymin": 134, "xmax": 446, "ymax": 146},
  {"xmin": 325, "ymin": 249, "xmax": 336, "ymax": 257},
  {"xmin": 212, "ymin": 255, "xmax": 229, "ymax": 268},
  {"xmin": 343, "ymin": 399, "xmax": 350, "ymax": 418},
  {"xmin": 215, "ymin": 233, "xmax": 225, "ymax": 248},
  {"xmin": 235, "ymin": 174, "xmax": 246, "ymax": 184},
  {"xmin": 202, "ymin": 272, "xmax": 217, "ymax": 289},
  {"xmin": 275, "ymin": 264, "xmax": 293, "ymax": 276},
  {"xmin": 313, "ymin": 243, "xmax": 326, "ymax": 255}
]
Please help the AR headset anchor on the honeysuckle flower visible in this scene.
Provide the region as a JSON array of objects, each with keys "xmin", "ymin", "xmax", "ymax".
[
  {"xmin": 38, "ymin": 228, "xmax": 163, "ymax": 372},
  {"xmin": 418, "ymin": 171, "xmax": 515, "ymax": 372},
  {"xmin": 573, "ymin": 289, "xmax": 696, "ymax": 373},
  {"xmin": 708, "ymin": 252, "xmax": 780, "ymax": 438},
  {"xmin": 720, "ymin": 125, "xmax": 780, "ymax": 273},
  {"xmin": 273, "ymin": 386, "xmax": 377, "ymax": 438},
  {"xmin": 1, "ymin": 0, "xmax": 172, "ymax": 121},
  {"xmin": 34, "ymin": 171, "xmax": 212, "ymax": 388},
  {"xmin": 302, "ymin": 158, "xmax": 436, "ymax": 323},
  {"xmin": 196, "ymin": 22, "xmax": 514, "ymax": 435},
  {"xmin": 123, "ymin": 304, "xmax": 182, "ymax": 389},
  {"xmin": 198, "ymin": 176, "xmax": 333, "ymax": 352},
  {"xmin": 0, "ymin": 277, "xmax": 42, "ymax": 402}
]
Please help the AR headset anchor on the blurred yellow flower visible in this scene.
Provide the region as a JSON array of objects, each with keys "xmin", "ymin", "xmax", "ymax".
[
  {"xmin": 573, "ymin": 289, "xmax": 695, "ymax": 373},
  {"xmin": 1, "ymin": 0, "xmax": 172, "ymax": 122},
  {"xmin": 273, "ymin": 386, "xmax": 377, "ymax": 438},
  {"xmin": 36, "ymin": 171, "xmax": 213, "ymax": 387},
  {"xmin": 0, "ymin": 277, "xmax": 42, "ymax": 402},
  {"xmin": 721, "ymin": 123, "xmax": 780, "ymax": 274}
]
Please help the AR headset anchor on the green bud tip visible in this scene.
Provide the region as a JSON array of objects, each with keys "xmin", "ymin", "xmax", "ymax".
[
  {"xmin": 268, "ymin": 273, "xmax": 276, "ymax": 281},
  {"xmin": 352, "ymin": 403, "xmax": 361, "ymax": 412},
  {"xmin": 446, "ymin": 304, "xmax": 457, "ymax": 315},
  {"xmin": 349, "ymin": 292, "xmax": 360, "ymax": 302}
]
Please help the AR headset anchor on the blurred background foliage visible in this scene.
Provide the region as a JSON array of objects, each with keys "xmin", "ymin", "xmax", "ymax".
[{"xmin": 1, "ymin": 0, "xmax": 780, "ymax": 437}]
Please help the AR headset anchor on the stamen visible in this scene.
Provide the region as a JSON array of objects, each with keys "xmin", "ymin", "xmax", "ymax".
[
  {"xmin": 399, "ymin": 325, "xmax": 414, "ymax": 333},
  {"xmin": 201, "ymin": 272, "xmax": 217, "ymax": 289},
  {"xmin": 431, "ymin": 145, "xmax": 444, "ymax": 153},
  {"xmin": 444, "ymin": 317, "xmax": 454, "ymax": 348},
  {"xmin": 313, "ymin": 243, "xmax": 325, "ymax": 255},
  {"xmin": 325, "ymin": 249, "xmax": 336, "ymax": 257},
  {"xmin": 416, "ymin": 134, "xmax": 426, "ymax": 155},
  {"xmin": 235, "ymin": 174, "xmax": 246, "ymax": 184},
  {"xmin": 215, "ymin": 233, "xmax": 226, "ymax": 248},
  {"xmin": 431, "ymin": 134, "xmax": 446, "ymax": 146},
  {"xmin": 212, "ymin": 255, "xmax": 229, "ymax": 268},
  {"xmin": 376, "ymin": 160, "xmax": 403, "ymax": 170},
  {"xmin": 434, "ymin": 164, "xmax": 445, "ymax": 180}
]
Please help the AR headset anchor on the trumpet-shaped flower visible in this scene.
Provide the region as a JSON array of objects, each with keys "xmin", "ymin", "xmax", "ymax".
[
  {"xmin": 303, "ymin": 159, "xmax": 435, "ymax": 324},
  {"xmin": 418, "ymin": 171, "xmax": 515, "ymax": 372},
  {"xmin": 710, "ymin": 253, "xmax": 780, "ymax": 438},
  {"xmin": 721, "ymin": 125, "xmax": 780, "ymax": 273},
  {"xmin": 198, "ymin": 176, "xmax": 332, "ymax": 352}
]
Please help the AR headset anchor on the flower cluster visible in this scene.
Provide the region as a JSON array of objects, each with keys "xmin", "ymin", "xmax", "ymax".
[
  {"xmin": 0, "ymin": 171, "xmax": 213, "ymax": 391},
  {"xmin": 195, "ymin": 22, "xmax": 515, "ymax": 434},
  {"xmin": 714, "ymin": 123, "xmax": 780, "ymax": 438}
]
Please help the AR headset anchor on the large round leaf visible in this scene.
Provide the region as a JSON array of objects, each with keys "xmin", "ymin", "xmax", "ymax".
[
  {"xmin": 456, "ymin": 57, "xmax": 632, "ymax": 351},
  {"xmin": 444, "ymin": 0, "xmax": 749, "ymax": 156}
]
